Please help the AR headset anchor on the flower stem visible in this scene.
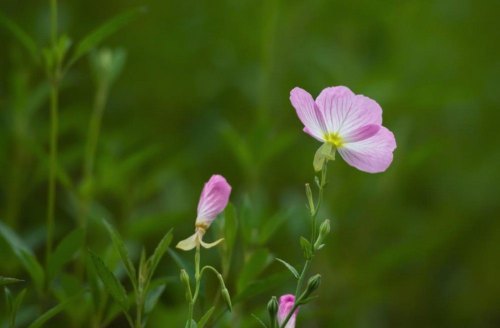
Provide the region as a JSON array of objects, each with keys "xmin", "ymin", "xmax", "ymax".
[
  {"xmin": 45, "ymin": 0, "xmax": 59, "ymax": 266},
  {"xmin": 186, "ymin": 245, "xmax": 201, "ymax": 328},
  {"xmin": 280, "ymin": 161, "xmax": 329, "ymax": 328}
]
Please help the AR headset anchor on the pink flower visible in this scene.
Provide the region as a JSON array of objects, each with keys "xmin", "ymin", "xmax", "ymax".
[
  {"xmin": 176, "ymin": 175, "xmax": 232, "ymax": 251},
  {"xmin": 290, "ymin": 86, "xmax": 396, "ymax": 173},
  {"xmin": 278, "ymin": 294, "xmax": 298, "ymax": 328}
]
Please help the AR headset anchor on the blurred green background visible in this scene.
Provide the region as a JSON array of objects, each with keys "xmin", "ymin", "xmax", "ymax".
[{"xmin": 1, "ymin": 0, "xmax": 499, "ymax": 327}]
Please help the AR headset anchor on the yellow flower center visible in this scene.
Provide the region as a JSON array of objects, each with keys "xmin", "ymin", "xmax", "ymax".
[{"xmin": 325, "ymin": 133, "xmax": 344, "ymax": 148}]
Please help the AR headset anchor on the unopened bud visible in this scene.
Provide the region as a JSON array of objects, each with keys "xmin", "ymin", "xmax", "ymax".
[
  {"xmin": 180, "ymin": 269, "xmax": 190, "ymax": 285},
  {"xmin": 305, "ymin": 183, "xmax": 314, "ymax": 215},
  {"xmin": 304, "ymin": 274, "xmax": 321, "ymax": 298},
  {"xmin": 267, "ymin": 296, "xmax": 278, "ymax": 323},
  {"xmin": 314, "ymin": 219, "xmax": 331, "ymax": 250}
]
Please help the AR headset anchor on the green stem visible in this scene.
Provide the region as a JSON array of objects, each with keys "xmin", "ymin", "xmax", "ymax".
[
  {"xmin": 46, "ymin": 78, "xmax": 58, "ymax": 265},
  {"xmin": 187, "ymin": 245, "xmax": 201, "ymax": 328},
  {"xmin": 280, "ymin": 161, "xmax": 329, "ymax": 328},
  {"xmin": 45, "ymin": 0, "xmax": 59, "ymax": 269},
  {"xmin": 50, "ymin": 0, "xmax": 57, "ymax": 45}
]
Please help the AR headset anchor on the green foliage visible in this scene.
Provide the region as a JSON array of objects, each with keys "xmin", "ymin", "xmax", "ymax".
[
  {"xmin": 88, "ymin": 250, "xmax": 129, "ymax": 311},
  {"xmin": 67, "ymin": 7, "xmax": 146, "ymax": 67},
  {"xmin": 1, "ymin": 0, "xmax": 500, "ymax": 326},
  {"xmin": 47, "ymin": 228, "xmax": 84, "ymax": 280},
  {"xmin": 0, "ymin": 222, "xmax": 44, "ymax": 294},
  {"xmin": 275, "ymin": 258, "xmax": 299, "ymax": 279}
]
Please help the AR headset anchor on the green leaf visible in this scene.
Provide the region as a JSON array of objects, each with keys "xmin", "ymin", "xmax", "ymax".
[
  {"xmin": 48, "ymin": 228, "xmax": 84, "ymax": 279},
  {"xmin": 102, "ymin": 219, "xmax": 137, "ymax": 290},
  {"xmin": 147, "ymin": 228, "xmax": 173, "ymax": 280},
  {"xmin": 223, "ymin": 203, "xmax": 238, "ymax": 252},
  {"xmin": 10, "ymin": 288, "xmax": 27, "ymax": 328},
  {"xmin": 258, "ymin": 211, "xmax": 287, "ymax": 245},
  {"xmin": 185, "ymin": 319, "xmax": 198, "ymax": 328},
  {"xmin": 275, "ymin": 258, "xmax": 299, "ymax": 279},
  {"xmin": 237, "ymin": 249, "xmax": 272, "ymax": 293},
  {"xmin": 300, "ymin": 236, "xmax": 313, "ymax": 260},
  {"xmin": 197, "ymin": 306, "xmax": 215, "ymax": 328},
  {"xmin": 251, "ymin": 313, "xmax": 268, "ymax": 328},
  {"xmin": 144, "ymin": 284, "xmax": 166, "ymax": 314},
  {"xmin": 88, "ymin": 250, "xmax": 129, "ymax": 311},
  {"xmin": 28, "ymin": 297, "xmax": 74, "ymax": 328},
  {"xmin": 68, "ymin": 7, "xmax": 146, "ymax": 67},
  {"xmin": 235, "ymin": 272, "xmax": 288, "ymax": 303},
  {"xmin": 0, "ymin": 221, "xmax": 44, "ymax": 293},
  {"xmin": 0, "ymin": 10, "xmax": 39, "ymax": 62},
  {"xmin": 167, "ymin": 248, "xmax": 190, "ymax": 271},
  {"xmin": 0, "ymin": 276, "xmax": 24, "ymax": 286}
]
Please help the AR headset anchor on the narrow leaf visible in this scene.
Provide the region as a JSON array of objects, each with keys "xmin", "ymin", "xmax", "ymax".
[
  {"xmin": 11, "ymin": 289, "xmax": 27, "ymax": 327},
  {"xmin": 251, "ymin": 314, "xmax": 268, "ymax": 328},
  {"xmin": 28, "ymin": 297, "xmax": 74, "ymax": 328},
  {"xmin": 258, "ymin": 212, "xmax": 287, "ymax": 245},
  {"xmin": 197, "ymin": 306, "xmax": 215, "ymax": 328},
  {"xmin": 275, "ymin": 258, "xmax": 299, "ymax": 279},
  {"xmin": 0, "ymin": 276, "xmax": 24, "ymax": 286},
  {"xmin": 0, "ymin": 221, "xmax": 44, "ymax": 292},
  {"xmin": 237, "ymin": 249, "xmax": 272, "ymax": 293},
  {"xmin": 144, "ymin": 284, "xmax": 166, "ymax": 314},
  {"xmin": 223, "ymin": 203, "xmax": 238, "ymax": 252},
  {"xmin": 102, "ymin": 219, "xmax": 137, "ymax": 289},
  {"xmin": 0, "ymin": 10, "xmax": 39, "ymax": 61},
  {"xmin": 147, "ymin": 228, "xmax": 173, "ymax": 279},
  {"xmin": 48, "ymin": 228, "xmax": 84, "ymax": 279},
  {"xmin": 88, "ymin": 250, "xmax": 129, "ymax": 310},
  {"xmin": 68, "ymin": 7, "xmax": 146, "ymax": 66}
]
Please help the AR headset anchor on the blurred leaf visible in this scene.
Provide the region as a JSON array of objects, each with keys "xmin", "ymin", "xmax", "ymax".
[
  {"xmin": 48, "ymin": 228, "xmax": 84, "ymax": 279},
  {"xmin": 220, "ymin": 124, "xmax": 253, "ymax": 173},
  {"xmin": 223, "ymin": 203, "xmax": 238, "ymax": 252},
  {"xmin": 300, "ymin": 237, "xmax": 312, "ymax": 260},
  {"xmin": 68, "ymin": 7, "xmax": 146, "ymax": 67},
  {"xmin": 237, "ymin": 249, "xmax": 272, "ymax": 293},
  {"xmin": 235, "ymin": 272, "xmax": 288, "ymax": 303},
  {"xmin": 12, "ymin": 288, "xmax": 27, "ymax": 327},
  {"xmin": 257, "ymin": 211, "xmax": 287, "ymax": 245},
  {"xmin": 4, "ymin": 288, "xmax": 13, "ymax": 320},
  {"xmin": 197, "ymin": 306, "xmax": 215, "ymax": 328},
  {"xmin": 147, "ymin": 228, "xmax": 173, "ymax": 280},
  {"xmin": 275, "ymin": 258, "xmax": 299, "ymax": 279},
  {"xmin": 0, "ymin": 10, "xmax": 39, "ymax": 62},
  {"xmin": 167, "ymin": 248, "xmax": 189, "ymax": 271},
  {"xmin": 185, "ymin": 319, "xmax": 197, "ymax": 328},
  {"xmin": 0, "ymin": 276, "xmax": 23, "ymax": 286},
  {"xmin": 144, "ymin": 284, "xmax": 166, "ymax": 315},
  {"xmin": 0, "ymin": 221, "xmax": 44, "ymax": 293},
  {"xmin": 88, "ymin": 250, "xmax": 129, "ymax": 311},
  {"xmin": 27, "ymin": 296, "xmax": 74, "ymax": 328},
  {"xmin": 102, "ymin": 219, "xmax": 137, "ymax": 289},
  {"xmin": 251, "ymin": 313, "xmax": 268, "ymax": 328}
]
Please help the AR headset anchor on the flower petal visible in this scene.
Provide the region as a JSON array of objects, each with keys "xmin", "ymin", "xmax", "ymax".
[
  {"xmin": 315, "ymin": 86, "xmax": 355, "ymax": 133},
  {"xmin": 278, "ymin": 294, "xmax": 298, "ymax": 328},
  {"xmin": 342, "ymin": 124, "xmax": 380, "ymax": 143},
  {"xmin": 316, "ymin": 87, "xmax": 382, "ymax": 137},
  {"xmin": 290, "ymin": 87, "xmax": 326, "ymax": 141},
  {"xmin": 197, "ymin": 175, "xmax": 231, "ymax": 225},
  {"xmin": 200, "ymin": 237, "xmax": 224, "ymax": 249},
  {"xmin": 176, "ymin": 233, "xmax": 198, "ymax": 251},
  {"xmin": 338, "ymin": 126, "xmax": 396, "ymax": 173}
]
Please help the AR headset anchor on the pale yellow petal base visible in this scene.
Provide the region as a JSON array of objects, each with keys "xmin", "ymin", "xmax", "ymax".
[{"xmin": 176, "ymin": 231, "xmax": 224, "ymax": 251}]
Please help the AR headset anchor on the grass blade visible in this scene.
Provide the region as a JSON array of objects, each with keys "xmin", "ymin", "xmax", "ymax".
[
  {"xmin": 0, "ymin": 10, "xmax": 39, "ymax": 62},
  {"xmin": 67, "ymin": 6, "xmax": 146, "ymax": 67},
  {"xmin": 88, "ymin": 250, "xmax": 129, "ymax": 311}
]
